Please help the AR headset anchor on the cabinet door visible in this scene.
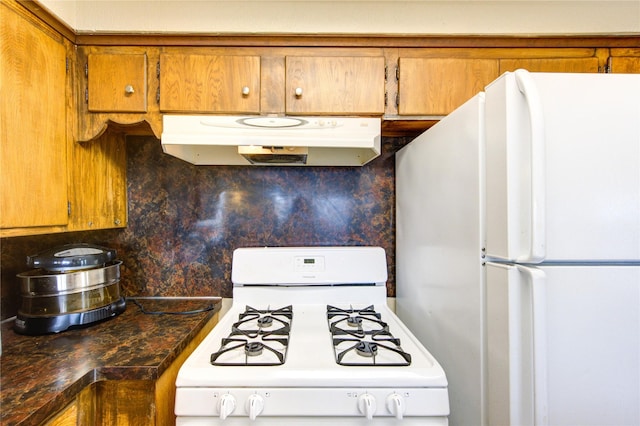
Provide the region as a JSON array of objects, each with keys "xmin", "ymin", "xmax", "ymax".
[
  {"xmin": 499, "ymin": 57, "xmax": 599, "ymax": 74},
  {"xmin": 0, "ymin": 2, "xmax": 68, "ymax": 230},
  {"xmin": 609, "ymin": 57, "xmax": 640, "ymax": 73},
  {"xmin": 159, "ymin": 54, "xmax": 260, "ymax": 113},
  {"xmin": 398, "ymin": 57, "xmax": 499, "ymax": 116},
  {"xmin": 66, "ymin": 132, "xmax": 127, "ymax": 231},
  {"xmin": 87, "ymin": 53, "xmax": 147, "ymax": 112},
  {"xmin": 44, "ymin": 383, "xmax": 95, "ymax": 425},
  {"xmin": 44, "ymin": 402, "xmax": 77, "ymax": 426},
  {"xmin": 285, "ymin": 56, "xmax": 385, "ymax": 115}
]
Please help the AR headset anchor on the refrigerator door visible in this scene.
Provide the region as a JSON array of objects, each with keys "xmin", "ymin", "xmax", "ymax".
[
  {"xmin": 396, "ymin": 94, "xmax": 485, "ymax": 426},
  {"xmin": 484, "ymin": 71, "xmax": 640, "ymax": 262},
  {"xmin": 486, "ymin": 262, "xmax": 640, "ymax": 426}
]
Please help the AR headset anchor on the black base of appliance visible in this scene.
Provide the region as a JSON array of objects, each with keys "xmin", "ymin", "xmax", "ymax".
[{"xmin": 14, "ymin": 297, "xmax": 126, "ymax": 335}]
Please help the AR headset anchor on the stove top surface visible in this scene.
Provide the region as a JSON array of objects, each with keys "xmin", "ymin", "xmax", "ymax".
[
  {"xmin": 178, "ymin": 247, "xmax": 446, "ymax": 388},
  {"xmin": 177, "ymin": 287, "xmax": 446, "ymax": 388}
]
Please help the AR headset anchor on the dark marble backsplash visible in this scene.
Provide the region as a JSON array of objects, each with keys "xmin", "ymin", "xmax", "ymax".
[{"xmin": 1, "ymin": 135, "xmax": 410, "ymax": 319}]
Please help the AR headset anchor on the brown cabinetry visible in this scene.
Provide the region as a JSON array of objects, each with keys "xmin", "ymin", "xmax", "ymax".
[
  {"xmin": 608, "ymin": 49, "xmax": 640, "ymax": 73},
  {"xmin": 396, "ymin": 49, "xmax": 602, "ymax": 117},
  {"xmin": 77, "ymin": 46, "xmax": 162, "ymax": 142},
  {"xmin": 66, "ymin": 132, "xmax": 127, "ymax": 232},
  {"xmin": 0, "ymin": 1, "xmax": 69, "ymax": 232},
  {"xmin": 158, "ymin": 52, "xmax": 385, "ymax": 116},
  {"xmin": 609, "ymin": 57, "xmax": 640, "ymax": 72},
  {"xmin": 5, "ymin": 0, "xmax": 638, "ymax": 238},
  {"xmin": 87, "ymin": 53, "xmax": 148, "ymax": 112},
  {"xmin": 285, "ymin": 56, "xmax": 385, "ymax": 115},
  {"xmin": 77, "ymin": 49, "xmax": 385, "ymax": 141},
  {"xmin": 0, "ymin": 2, "xmax": 128, "ymax": 237},
  {"xmin": 159, "ymin": 53, "xmax": 261, "ymax": 113},
  {"xmin": 44, "ymin": 385, "xmax": 93, "ymax": 426},
  {"xmin": 397, "ymin": 57, "xmax": 498, "ymax": 116},
  {"xmin": 498, "ymin": 57, "xmax": 599, "ymax": 74}
]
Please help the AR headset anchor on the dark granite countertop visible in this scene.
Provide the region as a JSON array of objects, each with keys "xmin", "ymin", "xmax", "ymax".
[{"xmin": 0, "ymin": 298, "xmax": 220, "ymax": 426}]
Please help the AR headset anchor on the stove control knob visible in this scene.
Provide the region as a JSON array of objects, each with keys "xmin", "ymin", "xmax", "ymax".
[
  {"xmin": 357, "ymin": 393, "xmax": 377, "ymax": 420},
  {"xmin": 386, "ymin": 393, "xmax": 406, "ymax": 420},
  {"xmin": 246, "ymin": 393, "xmax": 264, "ymax": 420},
  {"xmin": 218, "ymin": 393, "xmax": 236, "ymax": 420}
]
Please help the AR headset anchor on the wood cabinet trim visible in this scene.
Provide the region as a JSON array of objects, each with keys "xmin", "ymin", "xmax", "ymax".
[{"xmin": 71, "ymin": 33, "xmax": 640, "ymax": 49}]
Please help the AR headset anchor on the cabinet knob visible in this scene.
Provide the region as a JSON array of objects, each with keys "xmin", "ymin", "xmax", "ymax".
[
  {"xmin": 294, "ymin": 87, "xmax": 303, "ymax": 97},
  {"xmin": 124, "ymin": 85, "xmax": 135, "ymax": 95},
  {"xmin": 242, "ymin": 86, "xmax": 250, "ymax": 96}
]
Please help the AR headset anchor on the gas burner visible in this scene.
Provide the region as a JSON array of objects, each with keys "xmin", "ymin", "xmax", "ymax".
[
  {"xmin": 332, "ymin": 336, "xmax": 412, "ymax": 366},
  {"xmin": 210, "ymin": 337, "xmax": 288, "ymax": 366},
  {"xmin": 355, "ymin": 341, "xmax": 378, "ymax": 357},
  {"xmin": 327, "ymin": 305, "xmax": 412, "ymax": 366},
  {"xmin": 328, "ymin": 305, "xmax": 390, "ymax": 339},
  {"xmin": 346, "ymin": 316, "xmax": 363, "ymax": 327},
  {"xmin": 245, "ymin": 341, "xmax": 264, "ymax": 357},
  {"xmin": 233, "ymin": 305, "xmax": 292, "ymax": 339},
  {"xmin": 210, "ymin": 305, "xmax": 293, "ymax": 366},
  {"xmin": 257, "ymin": 316, "xmax": 273, "ymax": 328}
]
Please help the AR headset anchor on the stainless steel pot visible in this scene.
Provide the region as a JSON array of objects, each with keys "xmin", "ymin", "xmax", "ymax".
[
  {"xmin": 14, "ymin": 244, "xmax": 126, "ymax": 335},
  {"xmin": 18, "ymin": 260, "xmax": 122, "ymax": 297}
]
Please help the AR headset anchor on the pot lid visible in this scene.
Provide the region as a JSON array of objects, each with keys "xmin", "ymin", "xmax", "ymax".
[{"xmin": 26, "ymin": 243, "xmax": 117, "ymax": 272}]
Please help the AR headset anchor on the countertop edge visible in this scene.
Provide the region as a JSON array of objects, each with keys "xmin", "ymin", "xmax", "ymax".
[{"xmin": 1, "ymin": 300, "xmax": 220, "ymax": 426}]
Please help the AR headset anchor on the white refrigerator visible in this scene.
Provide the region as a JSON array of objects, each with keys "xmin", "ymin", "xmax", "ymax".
[{"xmin": 395, "ymin": 70, "xmax": 640, "ymax": 426}]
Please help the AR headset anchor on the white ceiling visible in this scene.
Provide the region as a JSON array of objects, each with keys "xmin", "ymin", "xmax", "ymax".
[{"xmin": 37, "ymin": 0, "xmax": 640, "ymax": 35}]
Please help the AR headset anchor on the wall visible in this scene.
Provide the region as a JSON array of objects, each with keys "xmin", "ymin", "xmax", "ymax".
[
  {"xmin": 37, "ymin": 0, "xmax": 640, "ymax": 35},
  {"xmin": 0, "ymin": 135, "xmax": 407, "ymax": 319}
]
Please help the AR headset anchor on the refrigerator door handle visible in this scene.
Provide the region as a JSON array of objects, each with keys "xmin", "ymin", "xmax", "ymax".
[
  {"xmin": 514, "ymin": 69, "xmax": 546, "ymax": 263},
  {"xmin": 516, "ymin": 264, "xmax": 549, "ymax": 426}
]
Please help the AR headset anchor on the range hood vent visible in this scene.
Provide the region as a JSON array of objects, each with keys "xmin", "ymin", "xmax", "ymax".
[
  {"xmin": 238, "ymin": 146, "xmax": 309, "ymax": 165},
  {"xmin": 161, "ymin": 115, "xmax": 381, "ymax": 166}
]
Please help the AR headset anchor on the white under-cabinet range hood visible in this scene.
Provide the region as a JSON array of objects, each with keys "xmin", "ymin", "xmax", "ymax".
[{"xmin": 161, "ymin": 115, "xmax": 381, "ymax": 166}]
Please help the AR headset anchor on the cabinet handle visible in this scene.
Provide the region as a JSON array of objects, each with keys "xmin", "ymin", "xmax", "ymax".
[
  {"xmin": 242, "ymin": 86, "xmax": 250, "ymax": 96},
  {"xmin": 124, "ymin": 85, "xmax": 135, "ymax": 95},
  {"xmin": 294, "ymin": 87, "xmax": 303, "ymax": 97}
]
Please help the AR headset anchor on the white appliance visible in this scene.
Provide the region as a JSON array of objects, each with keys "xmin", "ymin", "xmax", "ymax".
[
  {"xmin": 175, "ymin": 246, "xmax": 449, "ymax": 425},
  {"xmin": 161, "ymin": 115, "xmax": 381, "ymax": 166},
  {"xmin": 396, "ymin": 70, "xmax": 640, "ymax": 426}
]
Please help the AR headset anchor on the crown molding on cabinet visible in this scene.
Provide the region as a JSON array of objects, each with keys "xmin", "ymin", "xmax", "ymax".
[{"xmin": 16, "ymin": 1, "xmax": 640, "ymax": 49}]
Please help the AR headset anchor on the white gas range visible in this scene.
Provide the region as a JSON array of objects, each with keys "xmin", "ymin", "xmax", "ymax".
[{"xmin": 175, "ymin": 247, "xmax": 449, "ymax": 425}]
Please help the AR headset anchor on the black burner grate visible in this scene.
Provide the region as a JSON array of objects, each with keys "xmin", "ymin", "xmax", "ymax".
[
  {"xmin": 327, "ymin": 305, "xmax": 412, "ymax": 366},
  {"xmin": 210, "ymin": 305, "xmax": 292, "ymax": 366}
]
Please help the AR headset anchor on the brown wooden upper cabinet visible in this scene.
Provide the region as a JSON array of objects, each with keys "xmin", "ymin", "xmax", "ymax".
[
  {"xmin": 159, "ymin": 54, "xmax": 261, "ymax": 113},
  {"xmin": 87, "ymin": 53, "xmax": 148, "ymax": 113},
  {"xmin": 284, "ymin": 56, "xmax": 385, "ymax": 115},
  {"xmin": 609, "ymin": 57, "xmax": 640, "ymax": 73},
  {"xmin": 498, "ymin": 57, "xmax": 600, "ymax": 74},
  {"xmin": 398, "ymin": 58, "xmax": 499, "ymax": 116},
  {"xmin": 1, "ymin": 1, "xmax": 68, "ymax": 232},
  {"xmin": 158, "ymin": 53, "xmax": 385, "ymax": 115},
  {"xmin": 397, "ymin": 55, "xmax": 600, "ymax": 116}
]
